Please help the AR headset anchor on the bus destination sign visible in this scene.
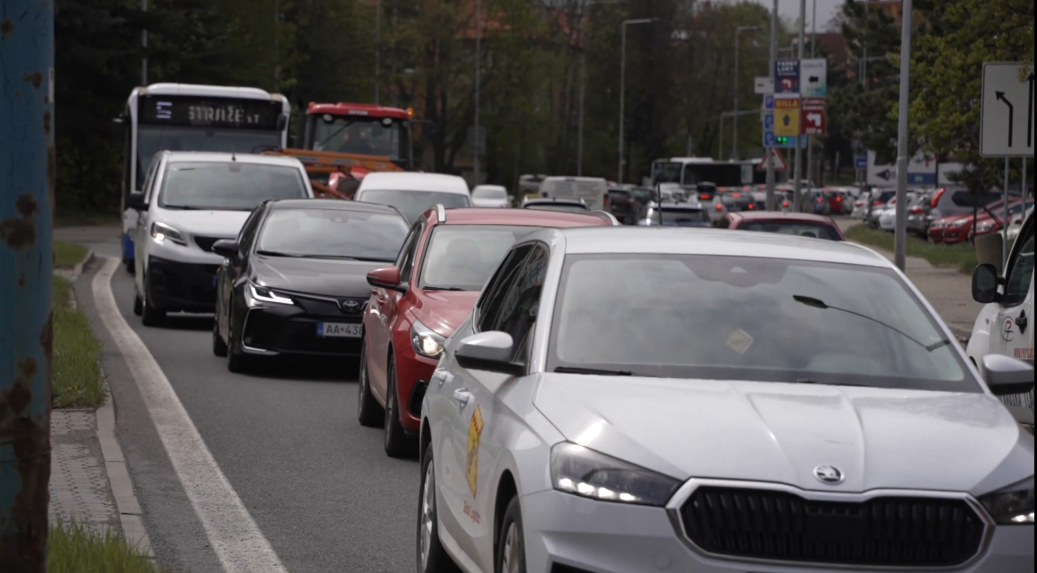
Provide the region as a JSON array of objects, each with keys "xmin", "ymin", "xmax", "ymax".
[{"xmin": 139, "ymin": 95, "xmax": 282, "ymax": 130}]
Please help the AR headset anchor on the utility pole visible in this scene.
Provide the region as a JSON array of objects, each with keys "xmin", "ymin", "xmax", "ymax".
[
  {"xmin": 619, "ymin": 18, "xmax": 655, "ymax": 184},
  {"xmin": 375, "ymin": 0, "xmax": 381, "ymax": 104},
  {"xmin": 793, "ymin": 0, "xmax": 806, "ymax": 211},
  {"xmin": 766, "ymin": 0, "xmax": 778, "ymax": 210},
  {"xmin": 733, "ymin": 26, "xmax": 761, "ymax": 161},
  {"xmin": 894, "ymin": 0, "xmax": 914, "ymax": 271},
  {"xmin": 578, "ymin": 49, "xmax": 586, "ymax": 176},
  {"xmin": 142, "ymin": 0, "xmax": 149, "ymax": 85},
  {"xmin": 274, "ymin": 0, "xmax": 281, "ymax": 86},
  {"xmin": 806, "ymin": 0, "xmax": 817, "ymax": 190},
  {"xmin": 1, "ymin": 1, "xmax": 55, "ymax": 570},
  {"xmin": 473, "ymin": 0, "xmax": 483, "ymax": 185}
]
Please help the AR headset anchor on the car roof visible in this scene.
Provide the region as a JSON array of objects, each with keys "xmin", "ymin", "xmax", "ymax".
[
  {"xmin": 727, "ymin": 212, "xmax": 838, "ymax": 224},
  {"xmin": 529, "ymin": 227, "xmax": 886, "ymax": 266},
  {"xmin": 269, "ymin": 199, "xmax": 404, "ymax": 216},
  {"xmin": 358, "ymin": 172, "xmax": 470, "ymax": 194},
  {"xmin": 430, "ymin": 208, "xmax": 611, "ymax": 228},
  {"xmin": 162, "ymin": 152, "xmax": 302, "ymax": 167}
]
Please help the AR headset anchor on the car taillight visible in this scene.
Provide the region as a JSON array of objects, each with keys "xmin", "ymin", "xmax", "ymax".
[
  {"xmin": 699, "ymin": 194, "xmax": 710, "ymax": 200},
  {"xmin": 782, "ymin": 201, "xmax": 789, "ymax": 208},
  {"xmin": 748, "ymin": 203, "xmax": 756, "ymax": 210},
  {"xmin": 716, "ymin": 203, "xmax": 723, "ymax": 211},
  {"xmin": 910, "ymin": 206, "xmax": 923, "ymax": 214},
  {"xmin": 603, "ymin": 195, "xmax": 610, "ymax": 208},
  {"xmin": 732, "ymin": 193, "xmax": 742, "ymax": 198},
  {"xmin": 856, "ymin": 201, "xmax": 864, "ymax": 207},
  {"xmin": 743, "ymin": 186, "xmax": 751, "ymax": 192},
  {"xmin": 817, "ymin": 197, "xmax": 824, "ymax": 203},
  {"xmin": 873, "ymin": 200, "xmax": 883, "ymax": 205},
  {"xmin": 931, "ymin": 187, "xmax": 946, "ymax": 209}
]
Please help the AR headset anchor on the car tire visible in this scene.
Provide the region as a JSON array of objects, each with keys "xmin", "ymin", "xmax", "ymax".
[
  {"xmin": 212, "ymin": 317, "xmax": 228, "ymax": 358},
  {"xmin": 140, "ymin": 279, "xmax": 165, "ymax": 327},
  {"xmin": 226, "ymin": 308, "xmax": 250, "ymax": 374},
  {"xmin": 497, "ymin": 496, "xmax": 527, "ymax": 573},
  {"xmin": 358, "ymin": 341, "xmax": 385, "ymax": 428},
  {"xmin": 133, "ymin": 292, "xmax": 144, "ymax": 317},
  {"xmin": 125, "ymin": 259, "xmax": 135, "ymax": 275},
  {"xmin": 416, "ymin": 441, "xmax": 461, "ymax": 573},
  {"xmin": 384, "ymin": 357, "xmax": 416, "ymax": 458}
]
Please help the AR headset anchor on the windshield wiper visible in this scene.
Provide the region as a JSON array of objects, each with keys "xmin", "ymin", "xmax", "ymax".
[
  {"xmin": 793, "ymin": 295, "xmax": 952, "ymax": 353},
  {"xmin": 554, "ymin": 366, "xmax": 634, "ymax": 376},
  {"xmin": 424, "ymin": 286, "xmax": 468, "ymax": 292},
  {"xmin": 256, "ymin": 250, "xmax": 303, "ymax": 258},
  {"xmin": 794, "ymin": 378, "xmax": 874, "ymax": 388},
  {"xmin": 161, "ymin": 205, "xmax": 200, "ymax": 210}
]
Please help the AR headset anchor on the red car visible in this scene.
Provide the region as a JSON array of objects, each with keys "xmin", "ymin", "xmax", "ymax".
[
  {"xmin": 358, "ymin": 207, "xmax": 616, "ymax": 457},
  {"xmin": 721, "ymin": 211, "xmax": 845, "ymax": 241},
  {"xmin": 941, "ymin": 199, "xmax": 1022, "ymax": 245}
]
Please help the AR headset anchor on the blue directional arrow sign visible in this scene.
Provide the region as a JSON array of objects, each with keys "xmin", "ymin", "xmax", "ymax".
[
  {"xmin": 855, "ymin": 155, "xmax": 868, "ymax": 170},
  {"xmin": 765, "ymin": 95, "xmax": 775, "ymax": 110},
  {"xmin": 764, "ymin": 114, "xmax": 775, "ymax": 130}
]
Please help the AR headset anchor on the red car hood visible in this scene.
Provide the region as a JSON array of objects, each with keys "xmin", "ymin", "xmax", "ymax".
[{"xmin": 411, "ymin": 291, "xmax": 481, "ymax": 337}]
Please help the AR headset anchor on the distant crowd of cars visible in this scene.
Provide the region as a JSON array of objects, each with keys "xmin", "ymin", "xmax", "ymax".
[{"xmin": 123, "ymin": 151, "xmax": 1034, "ymax": 573}]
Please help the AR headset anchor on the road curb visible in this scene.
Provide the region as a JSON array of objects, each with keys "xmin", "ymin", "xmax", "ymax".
[{"xmin": 97, "ymin": 398, "xmax": 155, "ymax": 558}]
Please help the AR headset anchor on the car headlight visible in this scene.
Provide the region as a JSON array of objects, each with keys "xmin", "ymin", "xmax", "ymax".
[
  {"xmin": 247, "ymin": 282, "xmax": 294, "ymax": 306},
  {"xmin": 411, "ymin": 320, "xmax": 446, "ymax": 358},
  {"xmin": 952, "ymin": 219, "xmax": 970, "ymax": 227},
  {"xmin": 981, "ymin": 488, "xmax": 1034, "ymax": 525},
  {"xmin": 550, "ymin": 442, "xmax": 681, "ymax": 507},
  {"xmin": 151, "ymin": 222, "xmax": 187, "ymax": 246},
  {"xmin": 977, "ymin": 221, "xmax": 996, "ymax": 233}
]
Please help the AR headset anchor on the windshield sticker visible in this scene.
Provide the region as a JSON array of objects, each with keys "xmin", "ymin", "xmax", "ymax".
[
  {"xmin": 727, "ymin": 329, "xmax": 755, "ymax": 355},
  {"xmin": 466, "ymin": 406, "xmax": 484, "ymax": 498}
]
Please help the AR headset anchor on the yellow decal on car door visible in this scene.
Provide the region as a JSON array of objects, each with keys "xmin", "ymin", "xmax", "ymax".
[{"xmin": 466, "ymin": 406, "xmax": 484, "ymax": 498}]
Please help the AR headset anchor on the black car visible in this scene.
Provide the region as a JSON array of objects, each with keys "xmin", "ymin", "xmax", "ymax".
[
  {"xmin": 212, "ymin": 199, "xmax": 410, "ymax": 372},
  {"xmin": 607, "ymin": 188, "xmax": 638, "ymax": 224}
]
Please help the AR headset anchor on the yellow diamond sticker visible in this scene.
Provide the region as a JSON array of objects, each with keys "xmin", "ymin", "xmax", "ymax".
[
  {"xmin": 466, "ymin": 406, "xmax": 484, "ymax": 498},
  {"xmin": 726, "ymin": 329, "xmax": 755, "ymax": 355}
]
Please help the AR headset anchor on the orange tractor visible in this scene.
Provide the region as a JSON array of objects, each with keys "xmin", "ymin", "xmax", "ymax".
[{"xmin": 267, "ymin": 102, "xmax": 417, "ymax": 198}]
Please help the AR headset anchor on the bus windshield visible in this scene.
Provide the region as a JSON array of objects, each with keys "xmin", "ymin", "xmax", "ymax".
[
  {"xmin": 653, "ymin": 162, "xmax": 682, "ymax": 184},
  {"xmin": 312, "ymin": 117, "xmax": 408, "ymax": 163},
  {"xmin": 136, "ymin": 126, "xmax": 282, "ymax": 188}
]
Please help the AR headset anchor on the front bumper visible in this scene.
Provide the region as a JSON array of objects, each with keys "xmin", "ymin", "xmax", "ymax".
[
  {"xmin": 945, "ymin": 226, "xmax": 973, "ymax": 244},
  {"xmin": 240, "ymin": 294, "xmax": 366, "ymax": 358},
  {"xmin": 394, "ymin": 350, "xmax": 438, "ymax": 432},
  {"xmin": 146, "ymin": 257, "xmax": 220, "ymax": 313},
  {"xmin": 521, "ymin": 489, "xmax": 1034, "ymax": 573}
]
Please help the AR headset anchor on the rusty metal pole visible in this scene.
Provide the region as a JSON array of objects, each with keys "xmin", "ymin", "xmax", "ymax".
[{"xmin": 1, "ymin": 1, "xmax": 55, "ymax": 571}]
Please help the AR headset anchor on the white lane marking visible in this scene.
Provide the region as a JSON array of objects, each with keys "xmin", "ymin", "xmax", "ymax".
[{"xmin": 92, "ymin": 256, "xmax": 287, "ymax": 573}]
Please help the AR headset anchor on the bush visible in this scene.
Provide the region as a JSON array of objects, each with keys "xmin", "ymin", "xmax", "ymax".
[
  {"xmin": 53, "ymin": 276, "xmax": 108, "ymax": 408},
  {"xmin": 48, "ymin": 521, "xmax": 165, "ymax": 573}
]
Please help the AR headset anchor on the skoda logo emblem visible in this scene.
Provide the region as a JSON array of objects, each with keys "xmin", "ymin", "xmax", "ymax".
[
  {"xmin": 340, "ymin": 299, "xmax": 362, "ymax": 314},
  {"xmin": 813, "ymin": 465, "xmax": 845, "ymax": 485}
]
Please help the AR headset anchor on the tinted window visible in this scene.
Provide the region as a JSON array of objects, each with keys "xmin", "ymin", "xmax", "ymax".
[
  {"xmin": 420, "ymin": 226, "xmax": 536, "ymax": 291},
  {"xmin": 656, "ymin": 208, "xmax": 710, "ymax": 225},
  {"xmin": 358, "ymin": 189, "xmax": 470, "ymax": 222},
  {"xmin": 549, "ymin": 254, "xmax": 972, "ymax": 391},
  {"xmin": 159, "ymin": 162, "xmax": 308, "ymax": 211},
  {"xmin": 478, "ymin": 245, "xmax": 533, "ymax": 332},
  {"xmin": 238, "ymin": 205, "xmax": 267, "ymax": 253},
  {"xmin": 256, "ymin": 208, "xmax": 409, "ymax": 262},
  {"xmin": 739, "ymin": 221, "xmax": 842, "ymax": 241},
  {"xmin": 1004, "ymin": 230, "xmax": 1034, "ymax": 307},
  {"xmin": 490, "ymin": 246, "xmax": 549, "ymax": 363},
  {"xmin": 396, "ymin": 222, "xmax": 425, "ymax": 283},
  {"xmin": 473, "ymin": 187, "xmax": 508, "ymax": 200}
]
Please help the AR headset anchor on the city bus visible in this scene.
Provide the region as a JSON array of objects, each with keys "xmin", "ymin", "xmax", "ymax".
[
  {"xmin": 651, "ymin": 157, "xmax": 786, "ymax": 198},
  {"xmin": 117, "ymin": 84, "xmax": 291, "ymax": 272}
]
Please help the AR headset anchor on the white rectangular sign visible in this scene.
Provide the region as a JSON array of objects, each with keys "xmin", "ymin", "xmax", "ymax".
[
  {"xmin": 754, "ymin": 77, "xmax": 774, "ymax": 95},
  {"xmin": 981, "ymin": 63, "xmax": 1035, "ymax": 157},
  {"xmin": 800, "ymin": 58, "xmax": 828, "ymax": 98}
]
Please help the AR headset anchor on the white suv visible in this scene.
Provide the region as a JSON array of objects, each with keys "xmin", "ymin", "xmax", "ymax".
[{"xmin": 130, "ymin": 152, "xmax": 314, "ymax": 325}]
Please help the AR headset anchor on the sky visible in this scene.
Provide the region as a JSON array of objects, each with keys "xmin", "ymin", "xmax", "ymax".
[{"xmin": 748, "ymin": 0, "xmax": 844, "ymax": 31}]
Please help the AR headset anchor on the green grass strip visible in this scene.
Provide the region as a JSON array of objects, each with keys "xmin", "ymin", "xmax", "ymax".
[
  {"xmin": 54, "ymin": 241, "xmax": 90, "ymax": 269},
  {"xmin": 53, "ymin": 276, "xmax": 108, "ymax": 409},
  {"xmin": 845, "ymin": 224, "xmax": 978, "ymax": 274},
  {"xmin": 48, "ymin": 520, "xmax": 167, "ymax": 573}
]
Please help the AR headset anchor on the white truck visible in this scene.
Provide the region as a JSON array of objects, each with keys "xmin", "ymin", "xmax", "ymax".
[{"xmin": 967, "ymin": 208, "xmax": 1034, "ymax": 421}]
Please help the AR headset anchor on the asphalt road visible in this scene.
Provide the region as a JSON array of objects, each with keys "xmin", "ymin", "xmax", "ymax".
[{"xmin": 69, "ymin": 229, "xmax": 419, "ymax": 573}]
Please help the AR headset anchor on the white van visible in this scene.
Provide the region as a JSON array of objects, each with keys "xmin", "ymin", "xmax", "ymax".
[
  {"xmin": 539, "ymin": 176, "xmax": 608, "ymax": 212},
  {"xmin": 967, "ymin": 209, "xmax": 1034, "ymax": 417},
  {"xmin": 355, "ymin": 172, "xmax": 471, "ymax": 222}
]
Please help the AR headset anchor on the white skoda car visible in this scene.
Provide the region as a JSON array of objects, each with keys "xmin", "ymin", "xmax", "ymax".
[{"xmin": 417, "ymin": 228, "xmax": 1034, "ymax": 573}]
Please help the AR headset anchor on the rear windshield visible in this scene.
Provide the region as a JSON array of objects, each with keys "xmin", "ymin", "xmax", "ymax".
[
  {"xmin": 657, "ymin": 208, "xmax": 710, "ymax": 225},
  {"xmin": 257, "ymin": 208, "xmax": 409, "ymax": 262},
  {"xmin": 419, "ymin": 226, "xmax": 535, "ymax": 291},
  {"xmin": 525, "ymin": 203, "xmax": 589, "ymax": 213},
  {"xmin": 474, "ymin": 187, "xmax": 508, "ymax": 200},
  {"xmin": 159, "ymin": 162, "xmax": 309, "ymax": 211},
  {"xmin": 358, "ymin": 189, "xmax": 471, "ymax": 222},
  {"xmin": 739, "ymin": 221, "xmax": 842, "ymax": 241}
]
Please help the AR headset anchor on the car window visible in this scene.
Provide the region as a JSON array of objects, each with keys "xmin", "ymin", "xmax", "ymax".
[
  {"xmin": 477, "ymin": 245, "xmax": 533, "ymax": 333},
  {"xmin": 1004, "ymin": 229, "xmax": 1034, "ymax": 307},
  {"xmin": 489, "ymin": 245, "xmax": 549, "ymax": 363},
  {"xmin": 159, "ymin": 162, "xmax": 310, "ymax": 211},
  {"xmin": 237, "ymin": 204, "xmax": 267, "ymax": 253},
  {"xmin": 549, "ymin": 254, "xmax": 973, "ymax": 392},
  {"xmin": 141, "ymin": 158, "xmax": 161, "ymax": 203},
  {"xmin": 257, "ymin": 208, "xmax": 409, "ymax": 262},
  {"xmin": 419, "ymin": 225, "xmax": 536, "ymax": 291},
  {"xmin": 396, "ymin": 221, "xmax": 425, "ymax": 283}
]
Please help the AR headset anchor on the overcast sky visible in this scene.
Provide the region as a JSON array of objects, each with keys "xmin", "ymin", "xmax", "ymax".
[{"xmin": 748, "ymin": 0, "xmax": 844, "ymax": 31}]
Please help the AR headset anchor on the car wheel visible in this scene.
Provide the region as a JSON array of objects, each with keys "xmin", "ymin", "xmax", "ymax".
[
  {"xmin": 358, "ymin": 340, "xmax": 385, "ymax": 428},
  {"xmin": 416, "ymin": 441, "xmax": 461, "ymax": 573},
  {"xmin": 133, "ymin": 292, "xmax": 143, "ymax": 317},
  {"xmin": 226, "ymin": 308, "xmax": 250, "ymax": 374},
  {"xmin": 140, "ymin": 278, "xmax": 165, "ymax": 327},
  {"xmin": 212, "ymin": 317, "xmax": 228, "ymax": 358},
  {"xmin": 384, "ymin": 358, "xmax": 416, "ymax": 458},
  {"xmin": 497, "ymin": 496, "xmax": 526, "ymax": 573}
]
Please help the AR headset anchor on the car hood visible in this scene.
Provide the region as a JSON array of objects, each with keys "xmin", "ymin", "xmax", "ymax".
[
  {"xmin": 251, "ymin": 255, "xmax": 387, "ymax": 298},
  {"xmin": 156, "ymin": 209, "xmax": 252, "ymax": 239},
  {"xmin": 534, "ymin": 376, "xmax": 1032, "ymax": 495},
  {"xmin": 411, "ymin": 290, "xmax": 481, "ymax": 337}
]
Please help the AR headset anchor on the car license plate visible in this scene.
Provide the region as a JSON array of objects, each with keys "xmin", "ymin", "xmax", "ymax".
[{"xmin": 317, "ymin": 323, "xmax": 362, "ymax": 338}]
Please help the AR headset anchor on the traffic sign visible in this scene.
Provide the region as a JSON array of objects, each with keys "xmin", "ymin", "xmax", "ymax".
[
  {"xmin": 801, "ymin": 97, "xmax": 827, "ymax": 136},
  {"xmin": 775, "ymin": 60, "xmax": 800, "ymax": 94},
  {"xmin": 757, "ymin": 148, "xmax": 788, "ymax": 172},
  {"xmin": 800, "ymin": 59, "xmax": 828, "ymax": 98},
  {"xmin": 980, "ymin": 62, "xmax": 1035, "ymax": 157},
  {"xmin": 764, "ymin": 133, "xmax": 806, "ymax": 148},
  {"xmin": 764, "ymin": 94, "xmax": 776, "ymax": 110},
  {"xmin": 755, "ymin": 77, "xmax": 774, "ymax": 95},
  {"xmin": 855, "ymin": 154, "xmax": 868, "ymax": 170},
  {"xmin": 774, "ymin": 96, "xmax": 800, "ymax": 137}
]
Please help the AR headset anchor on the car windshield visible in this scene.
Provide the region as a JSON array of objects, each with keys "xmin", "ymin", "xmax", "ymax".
[
  {"xmin": 311, "ymin": 117, "xmax": 407, "ymax": 162},
  {"xmin": 549, "ymin": 254, "xmax": 972, "ymax": 391},
  {"xmin": 158, "ymin": 162, "xmax": 309, "ymax": 211},
  {"xmin": 358, "ymin": 189, "xmax": 471, "ymax": 222},
  {"xmin": 136, "ymin": 126, "xmax": 283, "ymax": 189},
  {"xmin": 473, "ymin": 187, "xmax": 508, "ymax": 200},
  {"xmin": 419, "ymin": 226, "xmax": 535, "ymax": 291},
  {"xmin": 739, "ymin": 221, "xmax": 842, "ymax": 241},
  {"xmin": 257, "ymin": 208, "xmax": 409, "ymax": 262},
  {"xmin": 525, "ymin": 203, "xmax": 588, "ymax": 213}
]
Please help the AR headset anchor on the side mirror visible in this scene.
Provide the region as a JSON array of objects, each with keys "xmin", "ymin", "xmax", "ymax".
[
  {"xmin": 971, "ymin": 264, "xmax": 1002, "ymax": 304},
  {"xmin": 367, "ymin": 266, "xmax": 406, "ymax": 293},
  {"xmin": 455, "ymin": 332, "xmax": 525, "ymax": 376},
  {"xmin": 981, "ymin": 354, "xmax": 1035, "ymax": 397},
  {"xmin": 975, "ymin": 232, "xmax": 1004, "ymax": 274},
  {"xmin": 127, "ymin": 192, "xmax": 148, "ymax": 211},
  {"xmin": 211, "ymin": 239, "xmax": 240, "ymax": 259}
]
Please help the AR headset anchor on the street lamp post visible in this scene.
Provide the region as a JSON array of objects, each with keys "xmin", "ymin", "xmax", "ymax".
[
  {"xmin": 619, "ymin": 18, "xmax": 655, "ymax": 184},
  {"xmin": 894, "ymin": 0, "xmax": 914, "ymax": 271},
  {"xmin": 766, "ymin": 0, "xmax": 778, "ymax": 210},
  {"xmin": 733, "ymin": 25, "xmax": 762, "ymax": 160},
  {"xmin": 375, "ymin": 0, "xmax": 381, "ymax": 104},
  {"xmin": 474, "ymin": 0, "xmax": 484, "ymax": 185}
]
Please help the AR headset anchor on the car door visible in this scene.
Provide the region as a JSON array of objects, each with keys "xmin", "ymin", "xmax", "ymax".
[
  {"xmin": 219, "ymin": 205, "xmax": 265, "ymax": 340},
  {"xmin": 133, "ymin": 158, "xmax": 162, "ymax": 295},
  {"xmin": 368, "ymin": 220, "xmax": 424, "ymax": 403},
  {"xmin": 437, "ymin": 244, "xmax": 533, "ymax": 565},
  {"xmin": 995, "ymin": 217, "xmax": 1034, "ymax": 367}
]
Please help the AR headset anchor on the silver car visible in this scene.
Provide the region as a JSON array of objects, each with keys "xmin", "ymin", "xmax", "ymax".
[{"xmin": 417, "ymin": 228, "xmax": 1034, "ymax": 573}]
